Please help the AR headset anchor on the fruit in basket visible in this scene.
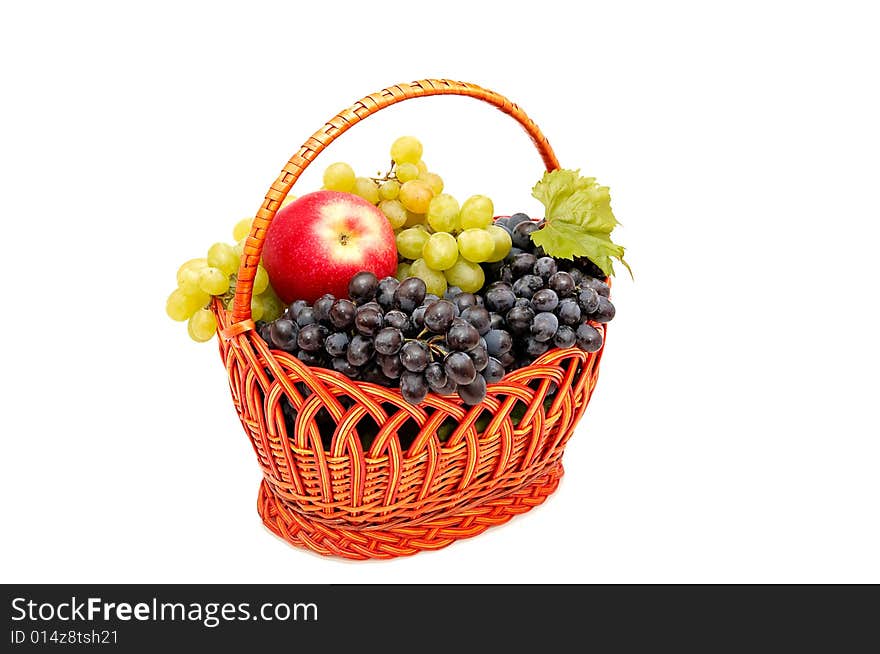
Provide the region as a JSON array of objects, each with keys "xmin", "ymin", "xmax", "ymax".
[{"xmin": 262, "ymin": 191, "xmax": 397, "ymax": 303}]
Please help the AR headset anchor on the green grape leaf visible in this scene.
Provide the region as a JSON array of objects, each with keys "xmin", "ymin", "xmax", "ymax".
[{"xmin": 530, "ymin": 169, "xmax": 630, "ymax": 278}]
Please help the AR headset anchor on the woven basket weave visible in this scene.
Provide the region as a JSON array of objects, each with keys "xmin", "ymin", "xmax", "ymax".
[{"xmin": 213, "ymin": 79, "xmax": 607, "ymax": 559}]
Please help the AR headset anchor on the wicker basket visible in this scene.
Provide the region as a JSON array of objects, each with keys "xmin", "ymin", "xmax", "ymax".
[{"xmin": 213, "ymin": 79, "xmax": 607, "ymax": 560}]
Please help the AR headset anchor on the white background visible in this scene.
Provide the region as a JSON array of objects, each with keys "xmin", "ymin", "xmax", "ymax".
[{"xmin": 1, "ymin": 1, "xmax": 878, "ymax": 583}]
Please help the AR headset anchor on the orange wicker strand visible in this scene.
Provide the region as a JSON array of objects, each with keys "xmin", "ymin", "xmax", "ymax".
[{"xmin": 212, "ymin": 80, "xmax": 608, "ymax": 559}]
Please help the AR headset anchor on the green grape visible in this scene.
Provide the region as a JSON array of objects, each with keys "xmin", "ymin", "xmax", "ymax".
[
  {"xmin": 396, "ymin": 228, "xmax": 430, "ymax": 259},
  {"xmin": 352, "ymin": 177, "xmax": 380, "ymax": 204},
  {"xmin": 260, "ymin": 291, "xmax": 284, "ymax": 322},
  {"xmin": 390, "ymin": 136, "xmax": 423, "ymax": 165},
  {"xmin": 444, "ymin": 258, "xmax": 485, "ymax": 293},
  {"xmin": 181, "ymin": 285, "xmax": 211, "ymax": 312},
  {"xmin": 233, "ymin": 239, "xmax": 246, "ymax": 257},
  {"xmin": 460, "ymin": 195, "xmax": 494, "ymax": 229},
  {"xmin": 378, "ymin": 199, "xmax": 407, "ymax": 229},
  {"xmin": 280, "ymin": 194, "xmax": 297, "ymax": 208},
  {"xmin": 198, "ymin": 266, "xmax": 229, "ymax": 295},
  {"xmin": 250, "ymin": 296, "xmax": 265, "ymax": 321},
  {"xmin": 396, "ymin": 162, "xmax": 419, "ymax": 183},
  {"xmin": 323, "ymin": 162, "xmax": 356, "ymax": 192},
  {"xmin": 177, "ymin": 258, "xmax": 207, "ymax": 290},
  {"xmin": 418, "ymin": 171, "xmax": 444, "ymax": 195},
  {"xmin": 166, "ymin": 288, "xmax": 194, "ymax": 321},
  {"xmin": 399, "ymin": 180, "xmax": 434, "ymax": 214},
  {"xmin": 416, "ymin": 160, "xmax": 428, "ymax": 175},
  {"xmin": 485, "ymin": 224, "xmax": 513, "ymax": 262},
  {"xmin": 207, "ymin": 242, "xmax": 238, "ymax": 276},
  {"xmin": 396, "ymin": 262, "xmax": 412, "ymax": 281},
  {"xmin": 187, "ymin": 308, "xmax": 217, "ymax": 342},
  {"xmin": 422, "ymin": 232, "xmax": 459, "ymax": 270},
  {"xmin": 379, "ymin": 180, "xmax": 400, "ymax": 201},
  {"xmin": 253, "ymin": 265, "xmax": 270, "ymax": 295},
  {"xmin": 232, "ymin": 218, "xmax": 253, "ymax": 242},
  {"xmin": 457, "ymin": 228, "xmax": 495, "ymax": 263},
  {"xmin": 426, "ymin": 194, "xmax": 460, "ymax": 233},
  {"xmin": 410, "ymin": 258, "xmax": 448, "ymax": 297},
  {"xmin": 403, "ymin": 210, "xmax": 425, "ymax": 228}
]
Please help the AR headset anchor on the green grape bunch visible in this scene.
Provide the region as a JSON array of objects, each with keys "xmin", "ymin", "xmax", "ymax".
[
  {"xmin": 320, "ymin": 136, "xmax": 512, "ymax": 297},
  {"xmin": 165, "ymin": 213, "xmax": 287, "ymax": 343}
]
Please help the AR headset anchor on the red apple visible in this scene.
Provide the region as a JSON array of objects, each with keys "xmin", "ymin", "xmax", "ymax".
[{"xmin": 262, "ymin": 191, "xmax": 397, "ymax": 303}]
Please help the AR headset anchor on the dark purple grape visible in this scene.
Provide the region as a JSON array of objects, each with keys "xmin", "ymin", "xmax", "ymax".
[
  {"xmin": 461, "ymin": 306, "xmax": 491, "ymax": 335},
  {"xmin": 510, "ymin": 253, "xmax": 536, "ymax": 278},
  {"xmin": 458, "ymin": 375, "xmax": 487, "ymax": 406},
  {"xmin": 525, "ymin": 337, "xmax": 550, "ymax": 357},
  {"xmin": 400, "ymin": 340, "xmax": 430, "ymax": 372},
  {"xmin": 576, "ymin": 258, "xmax": 607, "ymax": 280},
  {"xmin": 361, "ymin": 363, "xmax": 391, "ymax": 386},
  {"xmin": 533, "ymin": 256, "xmax": 557, "ymax": 281},
  {"xmin": 444, "ymin": 286, "xmax": 463, "ymax": 300},
  {"xmin": 530, "ymin": 289, "xmax": 559, "ymax": 313},
  {"xmin": 485, "ymin": 286, "xmax": 516, "ymax": 313},
  {"xmin": 346, "ymin": 334, "xmax": 374, "ymax": 366},
  {"xmin": 329, "ymin": 299, "xmax": 356, "ymax": 329},
  {"xmin": 503, "ymin": 247, "xmax": 523, "ymax": 264},
  {"xmin": 361, "ymin": 300, "xmax": 382, "ymax": 312},
  {"xmin": 444, "ymin": 351, "xmax": 477, "ymax": 385},
  {"xmin": 452, "ymin": 292, "xmax": 478, "ymax": 312},
  {"xmin": 499, "ymin": 265, "xmax": 514, "ymax": 284},
  {"xmin": 507, "ymin": 213, "xmax": 531, "ymax": 229},
  {"xmin": 411, "ymin": 305, "xmax": 427, "ymax": 330},
  {"xmin": 548, "ymin": 271, "xmax": 575, "ymax": 297},
  {"xmin": 512, "ymin": 274, "xmax": 543, "ymax": 299},
  {"xmin": 576, "ymin": 323, "xmax": 604, "ymax": 352},
  {"xmin": 511, "ymin": 220, "xmax": 539, "ymax": 249},
  {"xmin": 514, "ymin": 297, "xmax": 531, "ymax": 309},
  {"xmin": 424, "ymin": 362, "xmax": 448, "ymax": 392},
  {"xmin": 295, "ymin": 306, "xmax": 317, "ymax": 327},
  {"xmin": 378, "ymin": 353, "xmax": 403, "ymax": 379},
  {"xmin": 423, "ymin": 300, "xmax": 456, "ymax": 333},
  {"xmin": 257, "ymin": 321, "xmax": 273, "ymax": 344},
  {"xmin": 506, "ymin": 306, "xmax": 535, "ymax": 336},
  {"xmin": 324, "ymin": 331, "xmax": 349, "ymax": 357},
  {"xmin": 313, "ymin": 294, "xmax": 336, "ymax": 322},
  {"xmin": 269, "ymin": 318, "xmax": 298, "ymax": 351},
  {"xmin": 469, "ymin": 343, "xmax": 489, "ymax": 372},
  {"xmin": 488, "ymin": 313, "xmax": 505, "ymax": 330},
  {"xmin": 286, "ymin": 299, "xmax": 309, "ymax": 321},
  {"xmin": 331, "ymin": 357, "xmax": 360, "ymax": 378},
  {"xmin": 296, "ymin": 350, "xmax": 324, "ymax": 366},
  {"xmin": 581, "ymin": 276, "xmax": 610, "ymax": 298},
  {"xmin": 383, "ymin": 309, "xmax": 410, "ymax": 332},
  {"xmin": 400, "ymin": 371, "xmax": 428, "ymax": 405},
  {"xmin": 354, "ymin": 305, "xmax": 383, "ymax": 336},
  {"xmin": 591, "ymin": 296, "xmax": 616, "ymax": 323},
  {"xmin": 446, "ymin": 319, "xmax": 481, "ymax": 351},
  {"xmin": 497, "ymin": 351, "xmax": 516, "ymax": 369},
  {"xmin": 484, "ymin": 329, "xmax": 513, "ymax": 357},
  {"xmin": 493, "ymin": 216, "xmax": 510, "ymax": 228},
  {"xmin": 374, "ymin": 327, "xmax": 403, "ymax": 355},
  {"xmin": 297, "ymin": 323, "xmax": 326, "ymax": 351},
  {"xmin": 394, "ymin": 277, "xmax": 426, "ymax": 312},
  {"xmin": 577, "ymin": 287, "xmax": 600, "ymax": 314},
  {"xmin": 433, "ymin": 378, "xmax": 459, "ymax": 396},
  {"xmin": 376, "ymin": 276, "xmax": 400, "ymax": 310},
  {"xmin": 556, "ymin": 299, "xmax": 582, "ymax": 326},
  {"xmin": 531, "ymin": 312, "xmax": 559, "ymax": 343},
  {"xmin": 423, "ymin": 293, "xmax": 440, "ymax": 304},
  {"xmin": 348, "ymin": 271, "xmax": 378, "ymax": 305},
  {"xmin": 482, "ymin": 357, "xmax": 506, "ymax": 384},
  {"xmin": 568, "ymin": 268, "xmax": 585, "ymax": 286},
  {"xmin": 554, "ymin": 325, "xmax": 576, "ymax": 349}
]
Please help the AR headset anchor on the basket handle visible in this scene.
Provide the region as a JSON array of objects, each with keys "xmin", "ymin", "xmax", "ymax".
[{"xmin": 230, "ymin": 78, "xmax": 560, "ymax": 324}]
